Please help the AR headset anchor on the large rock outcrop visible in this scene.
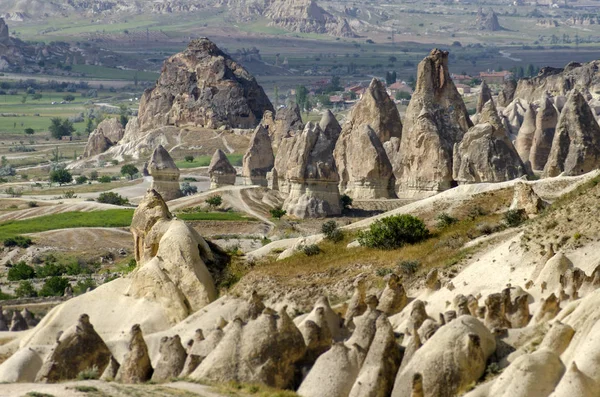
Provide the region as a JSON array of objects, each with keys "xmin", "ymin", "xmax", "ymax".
[
  {"xmin": 453, "ymin": 100, "xmax": 527, "ymax": 184},
  {"xmin": 83, "ymin": 118, "xmax": 125, "ymax": 158},
  {"xmin": 128, "ymin": 189, "xmax": 218, "ymax": 322},
  {"xmin": 136, "ymin": 38, "xmax": 273, "ymax": 132},
  {"xmin": 396, "ymin": 49, "xmax": 473, "ymax": 196},
  {"xmin": 208, "ymin": 149, "xmax": 236, "ymax": 189},
  {"xmin": 242, "ymin": 125, "xmax": 274, "ymax": 186},
  {"xmin": 476, "ymin": 8, "xmax": 502, "ymax": 31},
  {"xmin": 529, "ymin": 94, "xmax": 559, "ymax": 171},
  {"xmin": 261, "ymin": 103, "xmax": 304, "ymax": 151},
  {"xmin": 277, "ymin": 112, "xmax": 342, "ymax": 218},
  {"xmin": 543, "ymin": 90, "xmax": 600, "ymax": 177},
  {"xmin": 148, "ymin": 145, "xmax": 182, "ymax": 202}
]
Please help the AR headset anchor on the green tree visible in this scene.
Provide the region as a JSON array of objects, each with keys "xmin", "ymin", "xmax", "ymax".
[
  {"xmin": 39, "ymin": 277, "xmax": 70, "ymax": 297},
  {"xmin": 48, "ymin": 118, "xmax": 75, "ymax": 139},
  {"xmin": 15, "ymin": 280, "xmax": 37, "ymax": 298},
  {"xmin": 270, "ymin": 207, "xmax": 287, "ymax": 219},
  {"xmin": 526, "ymin": 64, "xmax": 536, "ymax": 77},
  {"xmin": 120, "ymin": 164, "xmax": 139, "ymax": 180},
  {"xmin": 185, "ymin": 155, "xmax": 195, "ymax": 163},
  {"xmin": 296, "ymin": 85, "xmax": 309, "ymax": 112},
  {"xmin": 49, "ymin": 168, "xmax": 73, "ymax": 185},
  {"xmin": 85, "ymin": 118, "xmax": 95, "ymax": 134},
  {"xmin": 180, "ymin": 182, "xmax": 198, "ymax": 196},
  {"xmin": 24, "ymin": 128, "xmax": 34, "ymax": 135},
  {"xmin": 63, "ymin": 94, "xmax": 75, "ymax": 102},
  {"xmin": 274, "ymin": 85, "xmax": 279, "ymax": 109},
  {"xmin": 205, "ymin": 195, "xmax": 223, "ymax": 209},
  {"xmin": 7, "ymin": 262, "xmax": 36, "ymax": 281},
  {"xmin": 119, "ymin": 104, "xmax": 129, "ymax": 128}
]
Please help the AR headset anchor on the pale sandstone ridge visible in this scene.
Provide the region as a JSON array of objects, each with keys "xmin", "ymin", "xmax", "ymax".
[
  {"xmin": 242, "ymin": 125, "xmax": 274, "ymax": 186},
  {"xmin": 276, "ymin": 111, "xmax": 342, "ymax": 218},
  {"xmin": 515, "ymin": 103, "xmax": 536, "ymax": 167},
  {"xmin": 453, "ymin": 100, "xmax": 527, "ymax": 184},
  {"xmin": 148, "ymin": 145, "xmax": 182, "ymax": 201},
  {"xmin": 543, "ymin": 90, "xmax": 600, "ymax": 177},
  {"xmin": 260, "ymin": 103, "xmax": 304, "ymax": 151},
  {"xmin": 208, "ymin": 149, "xmax": 236, "ymax": 189},
  {"xmin": 83, "ymin": 118, "xmax": 124, "ymax": 158},
  {"xmin": 476, "ymin": 81, "xmax": 493, "ymax": 114},
  {"xmin": 136, "ymin": 38, "xmax": 273, "ymax": 132},
  {"xmin": 529, "ymin": 93, "xmax": 559, "ymax": 171},
  {"xmin": 397, "ymin": 49, "xmax": 473, "ymax": 196}
]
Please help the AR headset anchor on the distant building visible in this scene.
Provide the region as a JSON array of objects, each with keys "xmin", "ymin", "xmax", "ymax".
[
  {"xmin": 329, "ymin": 95, "xmax": 344, "ymax": 104},
  {"xmin": 480, "ymin": 70, "xmax": 513, "ymax": 84},
  {"xmin": 455, "ymin": 83, "xmax": 471, "ymax": 95},
  {"xmin": 388, "ymin": 81, "xmax": 413, "ymax": 96},
  {"xmin": 452, "ymin": 74, "xmax": 473, "ymax": 83}
]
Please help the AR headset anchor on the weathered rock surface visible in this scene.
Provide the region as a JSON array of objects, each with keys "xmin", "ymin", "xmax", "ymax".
[
  {"xmin": 148, "ymin": 145, "xmax": 182, "ymax": 202},
  {"xmin": 476, "ymin": 81, "xmax": 493, "ymax": 114},
  {"xmin": 543, "ymin": 90, "xmax": 600, "ymax": 177},
  {"xmin": 261, "ymin": 103, "xmax": 304, "ymax": 150},
  {"xmin": 498, "ymin": 79, "xmax": 517, "ymax": 107},
  {"xmin": 208, "ymin": 149, "xmax": 236, "ymax": 189},
  {"xmin": 397, "ymin": 49, "xmax": 472, "ymax": 196},
  {"xmin": 151, "ymin": 335, "xmax": 187, "ymax": 382},
  {"xmin": 36, "ymin": 314, "xmax": 112, "ymax": 383},
  {"xmin": 242, "ymin": 125, "xmax": 274, "ymax": 186},
  {"xmin": 116, "ymin": 324, "xmax": 153, "ymax": 384},
  {"xmin": 529, "ymin": 94, "xmax": 559, "ymax": 171},
  {"xmin": 515, "ymin": 103, "xmax": 536, "ymax": 167},
  {"xmin": 9, "ymin": 311, "xmax": 27, "ymax": 331},
  {"xmin": 477, "ymin": 8, "xmax": 502, "ymax": 31},
  {"xmin": 83, "ymin": 118, "xmax": 125, "ymax": 158},
  {"xmin": 276, "ymin": 112, "xmax": 342, "ymax": 218},
  {"xmin": 136, "ymin": 38, "xmax": 273, "ymax": 132},
  {"xmin": 0, "ymin": 18, "xmax": 9, "ymax": 46},
  {"xmin": 453, "ymin": 100, "xmax": 527, "ymax": 184}
]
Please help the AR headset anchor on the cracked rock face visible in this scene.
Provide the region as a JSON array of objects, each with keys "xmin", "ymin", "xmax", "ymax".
[
  {"xmin": 396, "ymin": 49, "xmax": 473, "ymax": 197},
  {"xmin": 136, "ymin": 38, "xmax": 273, "ymax": 132},
  {"xmin": 83, "ymin": 118, "xmax": 125, "ymax": 158}
]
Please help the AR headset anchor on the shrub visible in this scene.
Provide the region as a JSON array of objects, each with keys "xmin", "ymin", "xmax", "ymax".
[
  {"xmin": 302, "ymin": 244, "xmax": 321, "ymax": 256},
  {"xmin": 341, "ymin": 194, "xmax": 353, "ymax": 210},
  {"xmin": 39, "ymin": 277, "xmax": 70, "ymax": 297},
  {"xmin": 205, "ymin": 195, "xmax": 223, "ymax": 208},
  {"xmin": 436, "ymin": 212, "xmax": 458, "ymax": 229},
  {"xmin": 62, "ymin": 190, "xmax": 77, "ymax": 199},
  {"xmin": 270, "ymin": 207, "xmax": 287, "ymax": 219},
  {"xmin": 76, "ymin": 366, "xmax": 100, "ymax": 380},
  {"xmin": 89, "ymin": 170, "xmax": 98, "ymax": 180},
  {"xmin": 358, "ymin": 214, "xmax": 430, "ymax": 250},
  {"xmin": 185, "ymin": 155, "xmax": 194, "ymax": 163},
  {"xmin": 4, "ymin": 235, "xmax": 33, "ymax": 248},
  {"xmin": 5, "ymin": 187, "xmax": 23, "ymax": 197},
  {"xmin": 504, "ymin": 209, "xmax": 527, "ymax": 227},
  {"xmin": 398, "ymin": 260, "xmax": 420, "ymax": 276},
  {"xmin": 8, "ymin": 262, "xmax": 36, "ymax": 281},
  {"xmin": 98, "ymin": 175, "xmax": 112, "ymax": 183},
  {"xmin": 180, "ymin": 182, "xmax": 198, "ymax": 196},
  {"xmin": 24, "ymin": 128, "xmax": 35, "ymax": 135},
  {"xmin": 36, "ymin": 263, "xmax": 66, "ymax": 278},
  {"xmin": 49, "ymin": 169, "xmax": 72, "ymax": 185},
  {"xmin": 73, "ymin": 278, "xmax": 96, "ymax": 295},
  {"xmin": 97, "ymin": 192, "xmax": 129, "ymax": 206},
  {"xmin": 322, "ymin": 220, "xmax": 344, "ymax": 242},
  {"xmin": 48, "ymin": 117, "xmax": 74, "ymax": 139},
  {"xmin": 27, "ymin": 201, "xmax": 38, "ymax": 208},
  {"xmin": 75, "ymin": 175, "xmax": 88, "ymax": 184},
  {"xmin": 15, "ymin": 280, "xmax": 37, "ymax": 298}
]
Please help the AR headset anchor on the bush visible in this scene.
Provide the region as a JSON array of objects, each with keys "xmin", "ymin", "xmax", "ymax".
[
  {"xmin": 89, "ymin": 170, "xmax": 98, "ymax": 180},
  {"xmin": 206, "ymin": 195, "xmax": 223, "ymax": 208},
  {"xmin": 48, "ymin": 117, "xmax": 74, "ymax": 139},
  {"xmin": 302, "ymin": 244, "xmax": 321, "ymax": 256},
  {"xmin": 398, "ymin": 260, "xmax": 420, "ymax": 276},
  {"xmin": 15, "ymin": 280, "xmax": 37, "ymax": 298},
  {"xmin": 62, "ymin": 190, "xmax": 77, "ymax": 199},
  {"xmin": 358, "ymin": 214, "xmax": 430, "ymax": 250},
  {"xmin": 270, "ymin": 207, "xmax": 287, "ymax": 219},
  {"xmin": 97, "ymin": 192, "xmax": 129, "ymax": 206},
  {"xmin": 8, "ymin": 262, "xmax": 36, "ymax": 281},
  {"xmin": 185, "ymin": 155, "xmax": 194, "ymax": 163},
  {"xmin": 5, "ymin": 187, "xmax": 23, "ymax": 197},
  {"xmin": 75, "ymin": 175, "xmax": 88, "ymax": 184},
  {"xmin": 36, "ymin": 262, "xmax": 66, "ymax": 278},
  {"xmin": 49, "ymin": 169, "xmax": 72, "ymax": 185},
  {"xmin": 341, "ymin": 194, "xmax": 353, "ymax": 209},
  {"xmin": 98, "ymin": 175, "xmax": 112, "ymax": 183},
  {"xmin": 24, "ymin": 128, "xmax": 35, "ymax": 135},
  {"xmin": 4, "ymin": 235, "xmax": 33, "ymax": 248},
  {"xmin": 27, "ymin": 201, "xmax": 38, "ymax": 208},
  {"xmin": 504, "ymin": 209, "xmax": 527, "ymax": 227},
  {"xmin": 181, "ymin": 182, "xmax": 198, "ymax": 196},
  {"xmin": 120, "ymin": 164, "xmax": 138, "ymax": 180},
  {"xmin": 73, "ymin": 278, "xmax": 96, "ymax": 295},
  {"xmin": 76, "ymin": 366, "xmax": 100, "ymax": 380},
  {"xmin": 436, "ymin": 212, "xmax": 458, "ymax": 229},
  {"xmin": 39, "ymin": 276, "xmax": 70, "ymax": 297},
  {"xmin": 322, "ymin": 220, "xmax": 344, "ymax": 242}
]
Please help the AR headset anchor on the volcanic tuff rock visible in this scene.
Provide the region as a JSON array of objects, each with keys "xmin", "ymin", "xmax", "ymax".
[
  {"xmin": 396, "ymin": 49, "xmax": 473, "ymax": 196},
  {"xmin": 543, "ymin": 90, "xmax": 600, "ymax": 177},
  {"xmin": 116, "ymin": 324, "xmax": 153, "ymax": 384},
  {"xmin": 476, "ymin": 8, "xmax": 502, "ymax": 31},
  {"xmin": 476, "ymin": 81, "xmax": 493, "ymax": 114},
  {"xmin": 530, "ymin": 93, "xmax": 559, "ymax": 171},
  {"xmin": 136, "ymin": 38, "xmax": 273, "ymax": 132},
  {"xmin": 242, "ymin": 125, "xmax": 274, "ymax": 186},
  {"xmin": 0, "ymin": 18, "xmax": 8, "ymax": 46},
  {"xmin": 497, "ymin": 79, "xmax": 517, "ymax": 108},
  {"xmin": 277, "ymin": 112, "xmax": 342, "ymax": 218},
  {"xmin": 83, "ymin": 118, "xmax": 125, "ymax": 158},
  {"xmin": 260, "ymin": 103, "xmax": 304, "ymax": 151},
  {"xmin": 148, "ymin": 145, "xmax": 182, "ymax": 202},
  {"xmin": 208, "ymin": 149, "xmax": 236, "ymax": 189},
  {"xmin": 515, "ymin": 103, "xmax": 536, "ymax": 167},
  {"xmin": 453, "ymin": 100, "xmax": 527, "ymax": 184},
  {"xmin": 151, "ymin": 335, "xmax": 187, "ymax": 382},
  {"xmin": 502, "ymin": 98, "xmax": 527, "ymax": 138},
  {"xmin": 35, "ymin": 314, "xmax": 112, "ymax": 383}
]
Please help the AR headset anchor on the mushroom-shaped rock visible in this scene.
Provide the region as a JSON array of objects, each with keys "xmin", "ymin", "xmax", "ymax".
[
  {"xmin": 392, "ymin": 316, "xmax": 496, "ymax": 397},
  {"xmin": 515, "ymin": 103, "xmax": 536, "ymax": 166},
  {"xmin": 348, "ymin": 315, "xmax": 402, "ymax": 397},
  {"xmin": 242, "ymin": 125, "xmax": 274, "ymax": 186},
  {"xmin": 148, "ymin": 145, "xmax": 182, "ymax": 201},
  {"xmin": 377, "ymin": 274, "xmax": 408, "ymax": 316},
  {"xmin": 21, "ymin": 309, "xmax": 38, "ymax": 328},
  {"xmin": 35, "ymin": 314, "xmax": 112, "ymax": 383},
  {"xmin": 9, "ymin": 310, "xmax": 28, "ymax": 331},
  {"xmin": 533, "ymin": 293, "xmax": 561, "ymax": 324},
  {"xmin": 406, "ymin": 300, "xmax": 431, "ymax": 335},
  {"xmin": 180, "ymin": 326, "xmax": 225, "ymax": 377},
  {"xmin": 543, "ymin": 90, "xmax": 600, "ymax": 177},
  {"xmin": 529, "ymin": 93, "xmax": 558, "ymax": 171},
  {"xmin": 151, "ymin": 335, "xmax": 187, "ymax": 382},
  {"xmin": 484, "ymin": 293, "xmax": 512, "ymax": 330},
  {"xmin": 345, "ymin": 276, "xmax": 368, "ymax": 328},
  {"xmin": 397, "ymin": 49, "xmax": 472, "ymax": 196},
  {"xmin": 299, "ymin": 307, "xmax": 333, "ymax": 363},
  {"xmin": 453, "ymin": 100, "xmax": 527, "ymax": 184},
  {"xmin": 208, "ymin": 149, "xmax": 236, "ymax": 189},
  {"xmin": 116, "ymin": 324, "xmax": 153, "ymax": 384},
  {"xmin": 298, "ymin": 296, "xmax": 344, "ymax": 341}
]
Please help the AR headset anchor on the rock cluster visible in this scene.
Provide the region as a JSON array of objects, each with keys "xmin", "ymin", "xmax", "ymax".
[
  {"xmin": 148, "ymin": 145, "xmax": 182, "ymax": 202},
  {"xmin": 497, "ymin": 79, "xmax": 517, "ymax": 108},
  {"xmin": 260, "ymin": 103, "xmax": 304, "ymax": 150},
  {"xmin": 136, "ymin": 38, "xmax": 273, "ymax": 132},
  {"xmin": 208, "ymin": 149, "xmax": 236, "ymax": 189},
  {"xmin": 83, "ymin": 118, "xmax": 125, "ymax": 158},
  {"xmin": 397, "ymin": 49, "xmax": 473, "ymax": 196},
  {"xmin": 242, "ymin": 125, "xmax": 274, "ymax": 186},
  {"xmin": 529, "ymin": 93, "xmax": 559, "ymax": 171}
]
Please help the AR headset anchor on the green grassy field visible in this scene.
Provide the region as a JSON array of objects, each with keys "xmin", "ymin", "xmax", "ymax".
[
  {"xmin": 71, "ymin": 65, "xmax": 159, "ymax": 82},
  {"xmin": 177, "ymin": 211, "xmax": 255, "ymax": 221},
  {"xmin": 176, "ymin": 154, "xmax": 244, "ymax": 169}
]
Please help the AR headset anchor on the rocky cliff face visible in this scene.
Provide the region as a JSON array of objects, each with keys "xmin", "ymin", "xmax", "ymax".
[
  {"xmin": 83, "ymin": 118, "xmax": 124, "ymax": 158},
  {"xmin": 543, "ymin": 90, "xmax": 600, "ymax": 177},
  {"xmin": 136, "ymin": 38, "xmax": 273, "ymax": 132},
  {"xmin": 453, "ymin": 101, "xmax": 527, "ymax": 184},
  {"xmin": 396, "ymin": 49, "xmax": 473, "ymax": 197},
  {"xmin": 260, "ymin": 103, "xmax": 304, "ymax": 151},
  {"xmin": 497, "ymin": 79, "xmax": 517, "ymax": 108}
]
